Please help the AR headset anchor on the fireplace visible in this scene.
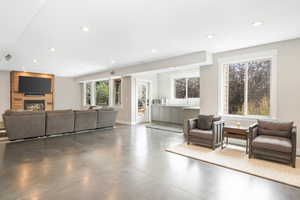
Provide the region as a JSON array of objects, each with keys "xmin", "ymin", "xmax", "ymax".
[{"xmin": 24, "ymin": 100, "xmax": 45, "ymax": 111}]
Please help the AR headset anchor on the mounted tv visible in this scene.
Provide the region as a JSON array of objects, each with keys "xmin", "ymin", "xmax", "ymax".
[{"xmin": 19, "ymin": 76, "xmax": 52, "ymax": 95}]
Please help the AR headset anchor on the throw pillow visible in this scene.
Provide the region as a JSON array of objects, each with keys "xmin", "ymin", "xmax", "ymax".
[{"xmin": 197, "ymin": 115, "xmax": 214, "ymax": 130}]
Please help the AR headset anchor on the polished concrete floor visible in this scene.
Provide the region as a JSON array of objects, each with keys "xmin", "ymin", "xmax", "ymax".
[{"xmin": 0, "ymin": 124, "xmax": 299, "ymax": 200}]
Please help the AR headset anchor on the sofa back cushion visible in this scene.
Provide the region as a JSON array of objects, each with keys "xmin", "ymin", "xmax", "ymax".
[
  {"xmin": 197, "ymin": 115, "xmax": 214, "ymax": 130},
  {"xmin": 258, "ymin": 120, "xmax": 293, "ymax": 138},
  {"xmin": 4, "ymin": 110, "xmax": 45, "ymax": 116}
]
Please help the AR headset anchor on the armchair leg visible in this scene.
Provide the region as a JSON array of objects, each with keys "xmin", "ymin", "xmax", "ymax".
[{"xmin": 292, "ymin": 160, "xmax": 296, "ymax": 168}]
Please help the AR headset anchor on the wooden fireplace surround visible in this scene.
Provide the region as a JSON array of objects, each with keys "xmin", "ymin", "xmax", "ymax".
[{"xmin": 10, "ymin": 71, "xmax": 55, "ymax": 111}]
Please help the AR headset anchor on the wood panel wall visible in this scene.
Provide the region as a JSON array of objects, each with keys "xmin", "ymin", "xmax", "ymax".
[{"xmin": 10, "ymin": 71, "xmax": 55, "ymax": 111}]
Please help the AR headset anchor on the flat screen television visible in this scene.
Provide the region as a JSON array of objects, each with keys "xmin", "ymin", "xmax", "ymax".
[{"xmin": 19, "ymin": 76, "xmax": 52, "ymax": 95}]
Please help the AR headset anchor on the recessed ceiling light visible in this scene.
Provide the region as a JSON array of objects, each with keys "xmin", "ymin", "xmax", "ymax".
[
  {"xmin": 151, "ymin": 49, "xmax": 157, "ymax": 53},
  {"xmin": 81, "ymin": 26, "xmax": 89, "ymax": 32},
  {"xmin": 111, "ymin": 60, "xmax": 116, "ymax": 64},
  {"xmin": 207, "ymin": 35, "xmax": 215, "ymax": 39},
  {"xmin": 50, "ymin": 48, "xmax": 55, "ymax": 52},
  {"xmin": 252, "ymin": 21, "xmax": 263, "ymax": 27},
  {"xmin": 33, "ymin": 59, "xmax": 38, "ymax": 64}
]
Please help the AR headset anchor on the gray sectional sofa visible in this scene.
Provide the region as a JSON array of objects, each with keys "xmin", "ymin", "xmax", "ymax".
[
  {"xmin": 3, "ymin": 109, "xmax": 118, "ymax": 141},
  {"xmin": 74, "ymin": 110, "xmax": 98, "ymax": 132}
]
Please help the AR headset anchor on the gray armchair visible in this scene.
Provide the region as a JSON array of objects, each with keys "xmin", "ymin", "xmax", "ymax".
[
  {"xmin": 3, "ymin": 111, "xmax": 46, "ymax": 140},
  {"xmin": 249, "ymin": 120, "xmax": 297, "ymax": 167},
  {"xmin": 187, "ymin": 115, "xmax": 224, "ymax": 150}
]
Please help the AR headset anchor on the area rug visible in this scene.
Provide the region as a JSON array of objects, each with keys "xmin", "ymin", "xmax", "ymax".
[
  {"xmin": 146, "ymin": 123, "xmax": 183, "ymax": 133},
  {"xmin": 166, "ymin": 144, "xmax": 300, "ymax": 188}
]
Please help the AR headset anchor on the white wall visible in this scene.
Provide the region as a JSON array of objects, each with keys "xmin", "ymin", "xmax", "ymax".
[
  {"xmin": 54, "ymin": 77, "xmax": 82, "ymax": 110},
  {"xmin": 0, "ymin": 71, "xmax": 10, "ymax": 120},
  {"xmin": 200, "ymin": 38, "xmax": 300, "ymax": 151},
  {"xmin": 0, "ymin": 72, "xmax": 81, "ymax": 121}
]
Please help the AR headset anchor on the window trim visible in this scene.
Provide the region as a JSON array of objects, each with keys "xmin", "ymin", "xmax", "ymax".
[
  {"xmin": 173, "ymin": 77, "xmax": 200, "ymax": 100},
  {"xmin": 83, "ymin": 77, "xmax": 123, "ymax": 108},
  {"xmin": 218, "ymin": 50, "xmax": 277, "ymax": 119}
]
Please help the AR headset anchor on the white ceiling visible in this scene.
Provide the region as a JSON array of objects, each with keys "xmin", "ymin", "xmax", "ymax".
[{"xmin": 0, "ymin": 0, "xmax": 299, "ymax": 77}]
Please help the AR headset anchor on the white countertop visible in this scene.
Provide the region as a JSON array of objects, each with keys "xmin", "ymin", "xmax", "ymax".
[{"xmin": 152, "ymin": 104, "xmax": 200, "ymax": 110}]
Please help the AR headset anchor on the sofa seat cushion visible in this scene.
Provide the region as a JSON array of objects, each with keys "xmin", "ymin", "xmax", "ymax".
[
  {"xmin": 258, "ymin": 120, "xmax": 293, "ymax": 137},
  {"xmin": 252, "ymin": 135, "xmax": 292, "ymax": 153},
  {"xmin": 189, "ymin": 129, "xmax": 213, "ymax": 140}
]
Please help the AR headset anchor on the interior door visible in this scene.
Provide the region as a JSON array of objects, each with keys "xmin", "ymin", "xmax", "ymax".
[{"xmin": 136, "ymin": 81, "xmax": 150, "ymax": 123}]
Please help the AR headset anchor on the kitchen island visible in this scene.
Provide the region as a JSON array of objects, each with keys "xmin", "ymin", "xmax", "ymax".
[{"xmin": 151, "ymin": 104, "xmax": 200, "ymax": 134}]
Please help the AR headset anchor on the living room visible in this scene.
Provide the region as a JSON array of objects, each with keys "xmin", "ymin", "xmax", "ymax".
[{"xmin": 1, "ymin": 0, "xmax": 300, "ymax": 199}]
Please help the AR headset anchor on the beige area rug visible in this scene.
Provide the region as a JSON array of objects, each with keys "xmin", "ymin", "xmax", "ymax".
[{"xmin": 166, "ymin": 144, "xmax": 300, "ymax": 188}]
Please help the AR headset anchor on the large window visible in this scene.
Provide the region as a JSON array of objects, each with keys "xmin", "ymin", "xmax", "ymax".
[
  {"xmin": 84, "ymin": 78, "xmax": 122, "ymax": 107},
  {"xmin": 223, "ymin": 58, "xmax": 271, "ymax": 116},
  {"xmin": 95, "ymin": 80, "xmax": 109, "ymax": 105},
  {"xmin": 174, "ymin": 77, "xmax": 200, "ymax": 99}
]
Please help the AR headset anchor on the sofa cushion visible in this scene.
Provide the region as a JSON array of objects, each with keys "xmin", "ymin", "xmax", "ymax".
[
  {"xmin": 189, "ymin": 129, "xmax": 213, "ymax": 139},
  {"xmin": 5, "ymin": 110, "xmax": 45, "ymax": 116},
  {"xmin": 258, "ymin": 120, "xmax": 293, "ymax": 137},
  {"xmin": 252, "ymin": 135, "xmax": 292, "ymax": 153},
  {"xmin": 197, "ymin": 115, "xmax": 214, "ymax": 130}
]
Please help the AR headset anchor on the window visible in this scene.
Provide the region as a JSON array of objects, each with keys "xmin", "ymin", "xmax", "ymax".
[
  {"xmin": 85, "ymin": 82, "xmax": 92, "ymax": 105},
  {"xmin": 175, "ymin": 78, "xmax": 187, "ymax": 99},
  {"xmin": 188, "ymin": 77, "xmax": 200, "ymax": 98},
  {"xmin": 223, "ymin": 58, "xmax": 271, "ymax": 116},
  {"xmin": 174, "ymin": 77, "xmax": 200, "ymax": 99},
  {"xmin": 113, "ymin": 79, "xmax": 122, "ymax": 105},
  {"xmin": 83, "ymin": 78, "xmax": 122, "ymax": 107},
  {"xmin": 95, "ymin": 80, "xmax": 109, "ymax": 105}
]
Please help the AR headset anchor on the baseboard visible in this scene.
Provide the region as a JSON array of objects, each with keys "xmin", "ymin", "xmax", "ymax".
[{"xmin": 116, "ymin": 120, "xmax": 137, "ymax": 125}]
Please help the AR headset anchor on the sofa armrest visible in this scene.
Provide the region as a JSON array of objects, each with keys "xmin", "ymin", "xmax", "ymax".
[
  {"xmin": 249, "ymin": 123, "xmax": 258, "ymax": 143},
  {"xmin": 291, "ymin": 126, "xmax": 297, "ymax": 160},
  {"xmin": 187, "ymin": 118, "xmax": 198, "ymax": 133}
]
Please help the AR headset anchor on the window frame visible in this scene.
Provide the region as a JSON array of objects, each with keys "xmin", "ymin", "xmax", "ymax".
[
  {"xmin": 83, "ymin": 77, "xmax": 122, "ymax": 108},
  {"xmin": 218, "ymin": 50, "xmax": 277, "ymax": 119},
  {"xmin": 173, "ymin": 77, "xmax": 200, "ymax": 100}
]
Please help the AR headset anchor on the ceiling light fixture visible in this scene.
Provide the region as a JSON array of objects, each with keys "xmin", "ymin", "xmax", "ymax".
[
  {"xmin": 111, "ymin": 60, "xmax": 116, "ymax": 64},
  {"xmin": 252, "ymin": 21, "xmax": 263, "ymax": 27},
  {"xmin": 50, "ymin": 48, "xmax": 55, "ymax": 52},
  {"xmin": 81, "ymin": 26, "xmax": 89, "ymax": 32},
  {"xmin": 207, "ymin": 35, "xmax": 215, "ymax": 39},
  {"xmin": 33, "ymin": 59, "xmax": 38, "ymax": 64},
  {"xmin": 151, "ymin": 49, "xmax": 157, "ymax": 53}
]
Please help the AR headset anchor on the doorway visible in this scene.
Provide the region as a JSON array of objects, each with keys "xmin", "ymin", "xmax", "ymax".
[{"xmin": 136, "ymin": 80, "xmax": 150, "ymax": 123}]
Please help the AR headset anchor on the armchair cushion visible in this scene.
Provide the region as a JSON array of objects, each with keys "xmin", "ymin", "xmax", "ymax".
[
  {"xmin": 197, "ymin": 115, "xmax": 214, "ymax": 130},
  {"xmin": 258, "ymin": 120, "xmax": 293, "ymax": 138},
  {"xmin": 252, "ymin": 135, "xmax": 292, "ymax": 153},
  {"xmin": 189, "ymin": 129, "xmax": 213, "ymax": 140}
]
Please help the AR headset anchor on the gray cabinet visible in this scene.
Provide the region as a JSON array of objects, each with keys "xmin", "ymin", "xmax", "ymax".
[
  {"xmin": 151, "ymin": 105, "xmax": 160, "ymax": 121},
  {"xmin": 151, "ymin": 105, "xmax": 184, "ymax": 124}
]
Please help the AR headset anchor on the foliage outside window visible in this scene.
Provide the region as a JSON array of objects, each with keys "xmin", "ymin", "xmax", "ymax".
[
  {"xmin": 223, "ymin": 58, "xmax": 271, "ymax": 116},
  {"xmin": 85, "ymin": 82, "xmax": 92, "ymax": 105},
  {"xmin": 95, "ymin": 80, "xmax": 109, "ymax": 105},
  {"xmin": 113, "ymin": 79, "xmax": 122, "ymax": 105},
  {"xmin": 175, "ymin": 77, "xmax": 200, "ymax": 99}
]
